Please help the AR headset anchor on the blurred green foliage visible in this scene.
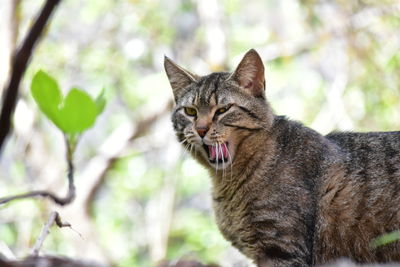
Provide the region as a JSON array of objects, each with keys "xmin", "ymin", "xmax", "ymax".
[{"xmin": 0, "ymin": 0, "xmax": 399, "ymax": 266}]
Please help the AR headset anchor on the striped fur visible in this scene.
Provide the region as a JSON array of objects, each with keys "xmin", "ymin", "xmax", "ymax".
[{"xmin": 164, "ymin": 49, "xmax": 400, "ymax": 266}]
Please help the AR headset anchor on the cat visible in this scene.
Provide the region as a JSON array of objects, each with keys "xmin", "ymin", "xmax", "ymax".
[{"xmin": 164, "ymin": 49, "xmax": 400, "ymax": 266}]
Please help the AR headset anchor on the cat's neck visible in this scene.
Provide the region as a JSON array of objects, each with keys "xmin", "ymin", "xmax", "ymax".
[
  {"xmin": 210, "ymin": 116, "xmax": 335, "ymax": 199},
  {"xmin": 212, "ymin": 115, "xmax": 285, "ymax": 178},
  {"xmin": 210, "ymin": 121, "xmax": 277, "ymax": 193}
]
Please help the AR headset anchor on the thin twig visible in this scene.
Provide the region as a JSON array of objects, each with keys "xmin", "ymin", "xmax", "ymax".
[
  {"xmin": 31, "ymin": 211, "xmax": 71, "ymax": 256},
  {"xmin": 0, "ymin": 136, "xmax": 75, "ymax": 206},
  {"xmin": 0, "ymin": 0, "xmax": 62, "ymax": 155},
  {"xmin": 0, "ymin": 190, "xmax": 72, "ymax": 206}
]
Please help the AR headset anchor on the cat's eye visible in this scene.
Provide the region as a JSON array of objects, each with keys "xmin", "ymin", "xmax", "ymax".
[
  {"xmin": 184, "ymin": 107, "xmax": 197, "ymax": 117},
  {"xmin": 215, "ymin": 106, "xmax": 231, "ymax": 116}
]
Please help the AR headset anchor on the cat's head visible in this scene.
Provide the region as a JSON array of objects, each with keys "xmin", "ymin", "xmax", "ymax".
[{"xmin": 164, "ymin": 49, "xmax": 274, "ymax": 171}]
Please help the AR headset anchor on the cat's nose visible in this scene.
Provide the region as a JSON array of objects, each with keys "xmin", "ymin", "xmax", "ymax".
[{"xmin": 196, "ymin": 127, "xmax": 209, "ymax": 138}]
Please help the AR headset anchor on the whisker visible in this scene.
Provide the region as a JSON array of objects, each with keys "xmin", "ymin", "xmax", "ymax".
[
  {"xmin": 223, "ymin": 142, "xmax": 233, "ymax": 182},
  {"xmin": 215, "ymin": 143, "xmax": 218, "ymax": 175},
  {"xmin": 219, "ymin": 142, "xmax": 225, "ymax": 179},
  {"xmin": 179, "ymin": 139, "xmax": 187, "ymax": 144},
  {"xmin": 184, "ymin": 142, "xmax": 191, "ymax": 151},
  {"xmin": 178, "ymin": 138, "xmax": 191, "ymax": 163},
  {"xmin": 189, "ymin": 143, "xmax": 194, "ymax": 156}
]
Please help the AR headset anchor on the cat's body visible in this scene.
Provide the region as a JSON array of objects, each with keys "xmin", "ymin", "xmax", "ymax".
[
  {"xmin": 164, "ymin": 49, "xmax": 400, "ymax": 266},
  {"xmin": 212, "ymin": 117, "xmax": 400, "ymax": 266},
  {"xmin": 318, "ymin": 131, "xmax": 400, "ymax": 264}
]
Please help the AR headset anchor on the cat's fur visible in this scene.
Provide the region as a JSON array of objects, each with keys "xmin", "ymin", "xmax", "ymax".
[{"xmin": 164, "ymin": 49, "xmax": 400, "ymax": 266}]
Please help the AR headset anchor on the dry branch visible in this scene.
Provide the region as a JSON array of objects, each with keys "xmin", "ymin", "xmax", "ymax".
[
  {"xmin": 0, "ymin": 0, "xmax": 62, "ymax": 155},
  {"xmin": 1, "ymin": 256, "xmax": 104, "ymax": 267},
  {"xmin": 0, "ymin": 136, "xmax": 75, "ymax": 206},
  {"xmin": 31, "ymin": 211, "xmax": 71, "ymax": 256}
]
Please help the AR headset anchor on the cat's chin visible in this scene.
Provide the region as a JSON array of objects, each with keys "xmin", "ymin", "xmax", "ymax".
[{"xmin": 208, "ymin": 159, "xmax": 232, "ymax": 170}]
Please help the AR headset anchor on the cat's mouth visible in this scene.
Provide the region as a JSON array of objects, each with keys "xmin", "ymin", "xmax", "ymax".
[{"xmin": 203, "ymin": 143, "xmax": 231, "ymax": 167}]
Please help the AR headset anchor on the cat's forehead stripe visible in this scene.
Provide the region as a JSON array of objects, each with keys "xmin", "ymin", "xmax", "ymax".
[
  {"xmin": 192, "ymin": 90, "xmax": 198, "ymax": 106},
  {"xmin": 198, "ymin": 73, "xmax": 222, "ymax": 106},
  {"xmin": 207, "ymin": 76, "xmax": 221, "ymax": 105},
  {"xmin": 198, "ymin": 77, "xmax": 212, "ymax": 106}
]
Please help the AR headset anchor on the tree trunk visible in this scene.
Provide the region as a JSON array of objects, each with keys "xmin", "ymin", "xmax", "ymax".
[{"xmin": 0, "ymin": 0, "xmax": 19, "ymax": 94}]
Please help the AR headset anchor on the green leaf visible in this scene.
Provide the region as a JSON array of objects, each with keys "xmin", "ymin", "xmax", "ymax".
[
  {"xmin": 31, "ymin": 70, "xmax": 63, "ymax": 129},
  {"xmin": 31, "ymin": 70, "xmax": 103, "ymax": 134},
  {"xmin": 58, "ymin": 88, "xmax": 98, "ymax": 133},
  {"xmin": 95, "ymin": 88, "xmax": 106, "ymax": 115},
  {"xmin": 370, "ymin": 230, "xmax": 400, "ymax": 248}
]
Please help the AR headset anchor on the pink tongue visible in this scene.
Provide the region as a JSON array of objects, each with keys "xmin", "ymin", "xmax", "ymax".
[{"xmin": 209, "ymin": 144, "xmax": 228, "ymax": 161}]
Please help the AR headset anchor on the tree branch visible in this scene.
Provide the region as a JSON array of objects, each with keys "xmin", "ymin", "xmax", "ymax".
[
  {"xmin": 31, "ymin": 211, "xmax": 71, "ymax": 256},
  {"xmin": 0, "ymin": 0, "xmax": 62, "ymax": 155},
  {"xmin": 0, "ymin": 136, "xmax": 75, "ymax": 206}
]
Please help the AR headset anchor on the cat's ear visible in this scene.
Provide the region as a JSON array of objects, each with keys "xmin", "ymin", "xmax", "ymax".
[
  {"xmin": 230, "ymin": 49, "xmax": 265, "ymax": 98},
  {"xmin": 164, "ymin": 56, "xmax": 199, "ymax": 100}
]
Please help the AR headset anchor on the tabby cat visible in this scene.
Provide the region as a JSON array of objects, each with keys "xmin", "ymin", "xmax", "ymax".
[{"xmin": 164, "ymin": 49, "xmax": 400, "ymax": 266}]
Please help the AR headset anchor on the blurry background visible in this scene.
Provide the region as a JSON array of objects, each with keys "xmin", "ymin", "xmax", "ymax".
[{"xmin": 0, "ymin": 0, "xmax": 399, "ymax": 266}]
